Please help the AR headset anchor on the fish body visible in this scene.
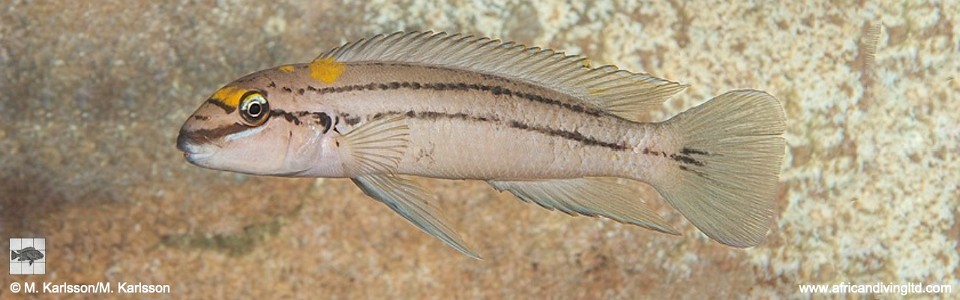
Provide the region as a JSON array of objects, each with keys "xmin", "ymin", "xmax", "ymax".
[
  {"xmin": 11, "ymin": 247, "xmax": 44, "ymax": 265},
  {"xmin": 177, "ymin": 32, "xmax": 786, "ymax": 258},
  {"xmin": 225, "ymin": 62, "xmax": 660, "ymax": 181}
]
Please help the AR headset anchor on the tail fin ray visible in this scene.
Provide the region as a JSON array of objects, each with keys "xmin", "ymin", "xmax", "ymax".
[{"xmin": 654, "ymin": 90, "xmax": 786, "ymax": 247}]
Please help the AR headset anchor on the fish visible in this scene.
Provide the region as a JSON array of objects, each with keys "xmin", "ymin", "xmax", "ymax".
[
  {"xmin": 176, "ymin": 31, "xmax": 786, "ymax": 258},
  {"xmin": 11, "ymin": 247, "xmax": 44, "ymax": 265}
]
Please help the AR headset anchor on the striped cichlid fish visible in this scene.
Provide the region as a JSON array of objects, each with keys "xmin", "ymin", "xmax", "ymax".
[{"xmin": 177, "ymin": 32, "xmax": 786, "ymax": 258}]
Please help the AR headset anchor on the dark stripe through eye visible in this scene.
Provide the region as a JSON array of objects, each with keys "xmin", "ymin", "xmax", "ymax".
[{"xmin": 179, "ymin": 123, "xmax": 249, "ymax": 144}]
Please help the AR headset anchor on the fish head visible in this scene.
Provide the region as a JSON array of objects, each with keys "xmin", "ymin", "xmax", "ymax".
[{"xmin": 177, "ymin": 66, "xmax": 335, "ymax": 176}]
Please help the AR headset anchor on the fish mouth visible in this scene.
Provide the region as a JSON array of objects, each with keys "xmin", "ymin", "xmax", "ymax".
[
  {"xmin": 176, "ymin": 129, "xmax": 217, "ymax": 162},
  {"xmin": 182, "ymin": 150, "xmax": 215, "ymax": 163}
]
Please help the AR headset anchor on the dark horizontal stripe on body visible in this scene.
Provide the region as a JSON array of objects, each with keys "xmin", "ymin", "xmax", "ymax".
[
  {"xmin": 275, "ymin": 80, "xmax": 606, "ymax": 118},
  {"xmin": 271, "ymin": 109, "xmax": 333, "ymax": 133},
  {"xmin": 339, "ymin": 113, "xmax": 362, "ymax": 126},
  {"xmin": 372, "ymin": 110, "xmax": 500, "ymax": 124},
  {"xmin": 507, "ymin": 121, "xmax": 630, "ymax": 151},
  {"xmin": 263, "ymin": 69, "xmax": 706, "ymax": 162},
  {"xmin": 272, "ymin": 108, "xmax": 706, "ymax": 162},
  {"xmin": 185, "ymin": 105, "xmax": 706, "ymax": 167},
  {"xmin": 643, "ymin": 147, "xmax": 707, "ymax": 167},
  {"xmin": 669, "ymin": 153, "xmax": 705, "ymax": 167},
  {"xmin": 362, "ymin": 110, "xmax": 630, "ymax": 151},
  {"xmin": 680, "ymin": 147, "xmax": 711, "ymax": 156}
]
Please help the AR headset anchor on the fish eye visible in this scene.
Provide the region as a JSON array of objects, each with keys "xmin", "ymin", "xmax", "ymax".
[{"xmin": 239, "ymin": 91, "xmax": 269, "ymax": 126}]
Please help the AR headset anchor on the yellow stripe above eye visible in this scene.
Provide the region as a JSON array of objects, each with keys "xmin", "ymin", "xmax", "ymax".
[
  {"xmin": 309, "ymin": 58, "xmax": 345, "ymax": 84},
  {"xmin": 210, "ymin": 86, "xmax": 247, "ymax": 109},
  {"xmin": 278, "ymin": 65, "xmax": 295, "ymax": 72}
]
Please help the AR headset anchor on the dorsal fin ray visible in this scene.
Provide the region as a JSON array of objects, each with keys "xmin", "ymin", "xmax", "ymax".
[{"xmin": 315, "ymin": 31, "xmax": 687, "ymax": 122}]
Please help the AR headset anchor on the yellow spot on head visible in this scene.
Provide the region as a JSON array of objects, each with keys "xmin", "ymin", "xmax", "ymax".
[
  {"xmin": 309, "ymin": 58, "xmax": 345, "ymax": 84},
  {"xmin": 278, "ymin": 65, "xmax": 295, "ymax": 73},
  {"xmin": 210, "ymin": 86, "xmax": 247, "ymax": 109}
]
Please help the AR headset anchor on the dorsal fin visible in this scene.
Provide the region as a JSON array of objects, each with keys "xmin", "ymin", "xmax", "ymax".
[{"xmin": 315, "ymin": 31, "xmax": 687, "ymax": 122}]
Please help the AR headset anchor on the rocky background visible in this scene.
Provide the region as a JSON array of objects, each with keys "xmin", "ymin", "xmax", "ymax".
[{"xmin": 1, "ymin": 1, "xmax": 957, "ymax": 298}]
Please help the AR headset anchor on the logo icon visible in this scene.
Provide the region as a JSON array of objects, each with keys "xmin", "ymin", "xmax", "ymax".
[{"xmin": 10, "ymin": 238, "xmax": 45, "ymax": 275}]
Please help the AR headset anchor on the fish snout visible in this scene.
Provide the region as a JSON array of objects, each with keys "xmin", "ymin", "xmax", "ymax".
[
  {"xmin": 176, "ymin": 128, "xmax": 203, "ymax": 153},
  {"xmin": 176, "ymin": 127, "xmax": 219, "ymax": 163}
]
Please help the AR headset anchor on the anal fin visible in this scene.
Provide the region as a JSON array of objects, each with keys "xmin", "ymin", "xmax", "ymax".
[
  {"xmin": 488, "ymin": 178, "xmax": 678, "ymax": 235},
  {"xmin": 352, "ymin": 174, "xmax": 480, "ymax": 259}
]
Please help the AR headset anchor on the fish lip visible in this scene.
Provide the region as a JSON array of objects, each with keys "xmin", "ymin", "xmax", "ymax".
[
  {"xmin": 176, "ymin": 130, "xmax": 218, "ymax": 162},
  {"xmin": 176, "ymin": 129, "xmax": 200, "ymax": 153},
  {"xmin": 183, "ymin": 150, "xmax": 214, "ymax": 162}
]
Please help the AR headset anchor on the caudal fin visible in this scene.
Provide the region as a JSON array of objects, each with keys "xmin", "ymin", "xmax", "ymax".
[
  {"xmin": 11, "ymin": 250, "xmax": 18, "ymax": 260},
  {"xmin": 654, "ymin": 90, "xmax": 786, "ymax": 247}
]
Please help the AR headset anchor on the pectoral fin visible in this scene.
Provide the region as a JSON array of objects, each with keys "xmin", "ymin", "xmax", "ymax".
[
  {"xmin": 489, "ymin": 177, "xmax": 679, "ymax": 235},
  {"xmin": 352, "ymin": 174, "xmax": 480, "ymax": 259},
  {"xmin": 340, "ymin": 116, "xmax": 410, "ymax": 175}
]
